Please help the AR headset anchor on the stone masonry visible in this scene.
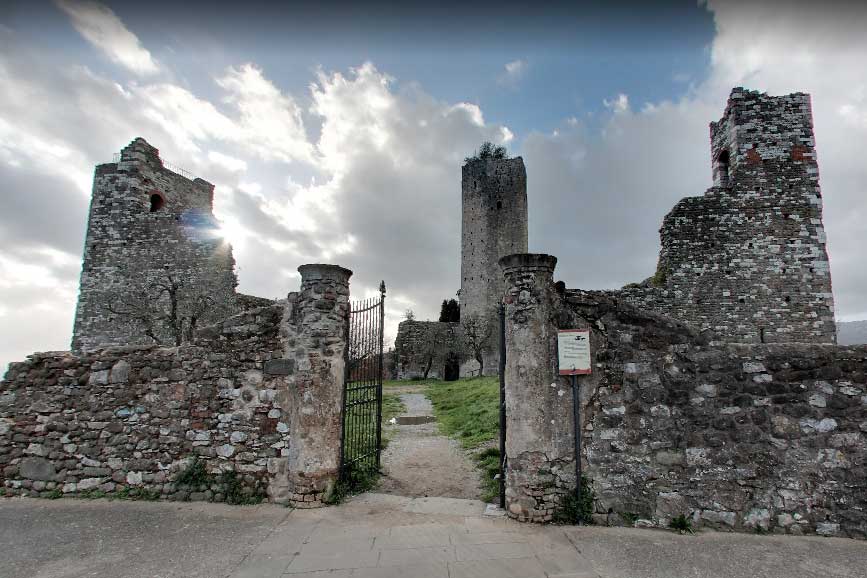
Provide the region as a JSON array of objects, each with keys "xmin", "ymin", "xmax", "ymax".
[
  {"xmin": 616, "ymin": 88, "xmax": 836, "ymax": 344},
  {"xmin": 72, "ymin": 138, "xmax": 254, "ymax": 351},
  {"xmin": 278, "ymin": 264, "xmax": 351, "ymax": 506},
  {"xmin": 1, "ymin": 264, "xmax": 351, "ymax": 508},
  {"xmin": 501, "ymin": 253, "xmax": 866, "ymax": 538},
  {"xmin": 460, "ymin": 156, "xmax": 528, "ymax": 375},
  {"xmin": 499, "ymin": 253, "xmax": 564, "ymax": 522},
  {"xmin": 393, "ymin": 320, "xmax": 460, "ymax": 380}
]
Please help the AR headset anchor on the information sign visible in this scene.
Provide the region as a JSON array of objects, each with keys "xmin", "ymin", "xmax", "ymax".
[{"xmin": 558, "ymin": 329, "xmax": 591, "ymax": 375}]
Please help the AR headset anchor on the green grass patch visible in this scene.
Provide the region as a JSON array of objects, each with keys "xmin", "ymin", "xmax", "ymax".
[
  {"xmin": 381, "ymin": 392, "xmax": 406, "ymax": 423},
  {"xmin": 475, "ymin": 447, "xmax": 502, "ymax": 503},
  {"xmin": 426, "ymin": 376, "xmax": 499, "ymax": 448},
  {"xmin": 383, "ymin": 378, "xmax": 440, "ymax": 389}
]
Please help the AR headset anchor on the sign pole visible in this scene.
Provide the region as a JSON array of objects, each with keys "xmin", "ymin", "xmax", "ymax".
[
  {"xmin": 498, "ymin": 303, "xmax": 506, "ymax": 510},
  {"xmin": 558, "ymin": 328, "xmax": 590, "ymax": 526},
  {"xmin": 571, "ymin": 373, "xmax": 582, "ymax": 525}
]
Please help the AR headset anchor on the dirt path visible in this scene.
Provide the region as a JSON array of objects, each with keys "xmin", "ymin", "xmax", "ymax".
[{"xmin": 378, "ymin": 386, "xmax": 482, "ymax": 499}]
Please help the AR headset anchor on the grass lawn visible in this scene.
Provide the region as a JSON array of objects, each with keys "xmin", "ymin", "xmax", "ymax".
[
  {"xmin": 426, "ymin": 376, "xmax": 499, "ymax": 448},
  {"xmin": 426, "ymin": 376, "xmax": 503, "ymax": 503},
  {"xmin": 383, "ymin": 378, "xmax": 438, "ymax": 389}
]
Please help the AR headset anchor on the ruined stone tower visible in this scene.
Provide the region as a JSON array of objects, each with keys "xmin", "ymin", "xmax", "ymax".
[
  {"xmin": 460, "ymin": 156, "xmax": 528, "ymax": 373},
  {"xmin": 619, "ymin": 88, "xmax": 836, "ymax": 343},
  {"xmin": 71, "ymin": 138, "xmax": 239, "ymax": 351}
]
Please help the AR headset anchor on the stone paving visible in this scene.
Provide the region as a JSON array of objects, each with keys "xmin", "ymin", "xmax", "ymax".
[{"xmin": 2, "ymin": 494, "xmax": 866, "ymax": 578}]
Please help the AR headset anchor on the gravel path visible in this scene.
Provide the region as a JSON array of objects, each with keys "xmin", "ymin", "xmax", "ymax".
[{"xmin": 378, "ymin": 388, "xmax": 482, "ymax": 499}]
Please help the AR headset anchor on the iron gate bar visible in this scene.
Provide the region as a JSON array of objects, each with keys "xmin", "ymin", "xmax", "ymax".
[{"xmin": 339, "ymin": 282, "xmax": 386, "ymax": 485}]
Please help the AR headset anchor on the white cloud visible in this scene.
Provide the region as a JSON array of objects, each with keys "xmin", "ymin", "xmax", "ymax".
[
  {"xmin": 207, "ymin": 151, "xmax": 247, "ymax": 173},
  {"xmin": 602, "ymin": 93, "xmax": 630, "ymax": 114},
  {"xmin": 526, "ymin": 0, "xmax": 867, "ymax": 325},
  {"xmin": 55, "ymin": 0, "xmax": 160, "ymax": 76},
  {"xmin": 3, "ymin": 0, "xmax": 867, "ymax": 375},
  {"xmin": 499, "ymin": 59, "xmax": 527, "ymax": 86},
  {"xmin": 216, "ymin": 64, "xmax": 315, "ymax": 165}
]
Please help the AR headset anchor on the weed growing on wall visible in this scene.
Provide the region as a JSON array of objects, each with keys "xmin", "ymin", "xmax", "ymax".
[
  {"xmin": 220, "ymin": 470, "xmax": 264, "ymax": 505},
  {"xmin": 670, "ymin": 514, "xmax": 694, "ymax": 534},
  {"xmin": 553, "ymin": 476, "xmax": 595, "ymax": 525},
  {"xmin": 175, "ymin": 458, "xmax": 211, "ymax": 489},
  {"xmin": 174, "ymin": 457, "xmax": 265, "ymax": 504},
  {"xmin": 621, "ymin": 511, "xmax": 640, "ymax": 526}
]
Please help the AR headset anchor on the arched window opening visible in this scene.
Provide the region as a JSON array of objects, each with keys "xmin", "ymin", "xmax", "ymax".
[
  {"xmin": 149, "ymin": 193, "xmax": 165, "ymax": 212},
  {"xmin": 497, "ymin": 201, "xmax": 503, "ymax": 210},
  {"xmin": 715, "ymin": 150, "xmax": 731, "ymax": 188}
]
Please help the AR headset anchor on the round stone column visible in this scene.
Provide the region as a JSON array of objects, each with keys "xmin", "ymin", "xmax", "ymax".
[
  {"xmin": 500, "ymin": 253, "xmax": 569, "ymax": 522},
  {"xmin": 284, "ymin": 263, "xmax": 352, "ymax": 507}
]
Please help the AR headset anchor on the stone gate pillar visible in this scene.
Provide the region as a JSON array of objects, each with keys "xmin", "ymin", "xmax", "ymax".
[
  {"xmin": 500, "ymin": 253, "xmax": 571, "ymax": 522},
  {"xmin": 279, "ymin": 263, "xmax": 351, "ymax": 508}
]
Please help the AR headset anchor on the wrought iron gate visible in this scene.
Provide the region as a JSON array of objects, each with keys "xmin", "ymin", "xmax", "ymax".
[{"xmin": 339, "ymin": 281, "xmax": 386, "ymax": 486}]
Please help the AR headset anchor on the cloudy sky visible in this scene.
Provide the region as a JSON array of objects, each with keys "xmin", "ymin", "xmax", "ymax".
[{"xmin": 1, "ymin": 0, "xmax": 866, "ymax": 374}]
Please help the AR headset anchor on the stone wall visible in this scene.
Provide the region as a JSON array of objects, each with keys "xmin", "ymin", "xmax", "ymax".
[
  {"xmin": 460, "ymin": 156, "xmax": 528, "ymax": 375},
  {"xmin": 501, "ymin": 254, "xmax": 866, "ymax": 539},
  {"xmin": 615, "ymin": 88, "xmax": 835, "ymax": 345},
  {"xmin": 72, "ymin": 138, "xmax": 240, "ymax": 351},
  {"xmin": 394, "ymin": 320, "xmax": 460, "ymax": 380},
  {"xmin": 1, "ymin": 264, "xmax": 351, "ymax": 508}
]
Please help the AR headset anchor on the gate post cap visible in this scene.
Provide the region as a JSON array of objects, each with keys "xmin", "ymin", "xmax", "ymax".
[{"xmin": 298, "ymin": 263, "xmax": 353, "ymax": 282}]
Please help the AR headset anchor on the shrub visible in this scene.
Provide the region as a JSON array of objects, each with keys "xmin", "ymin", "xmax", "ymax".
[{"xmin": 465, "ymin": 141, "xmax": 508, "ymax": 163}]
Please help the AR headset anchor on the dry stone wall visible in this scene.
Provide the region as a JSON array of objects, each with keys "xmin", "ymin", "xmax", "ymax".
[
  {"xmin": 616, "ymin": 89, "xmax": 835, "ymax": 345},
  {"xmin": 502, "ymin": 254, "xmax": 866, "ymax": 538},
  {"xmin": 2, "ymin": 306, "xmax": 283, "ymax": 503},
  {"xmin": 1, "ymin": 264, "xmax": 351, "ymax": 508}
]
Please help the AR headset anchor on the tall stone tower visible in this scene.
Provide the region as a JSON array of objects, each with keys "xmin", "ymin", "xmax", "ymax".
[
  {"xmin": 72, "ymin": 138, "xmax": 239, "ymax": 351},
  {"xmin": 621, "ymin": 88, "xmax": 836, "ymax": 344},
  {"xmin": 460, "ymin": 156, "xmax": 528, "ymax": 373}
]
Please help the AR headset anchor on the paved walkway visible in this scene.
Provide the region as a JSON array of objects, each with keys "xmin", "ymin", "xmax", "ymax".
[
  {"xmin": 377, "ymin": 389, "xmax": 481, "ymax": 499},
  {"xmin": 2, "ymin": 494, "xmax": 865, "ymax": 578}
]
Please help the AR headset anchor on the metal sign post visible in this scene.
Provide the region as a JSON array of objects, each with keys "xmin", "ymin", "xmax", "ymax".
[
  {"xmin": 498, "ymin": 303, "xmax": 507, "ymax": 509},
  {"xmin": 571, "ymin": 373, "xmax": 581, "ymax": 523},
  {"xmin": 558, "ymin": 329, "xmax": 591, "ymax": 524}
]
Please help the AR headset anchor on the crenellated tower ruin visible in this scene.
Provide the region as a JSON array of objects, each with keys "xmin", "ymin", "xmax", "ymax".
[
  {"xmin": 619, "ymin": 88, "xmax": 836, "ymax": 343},
  {"xmin": 71, "ymin": 138, "xmax": 240, "ymax": 351}
]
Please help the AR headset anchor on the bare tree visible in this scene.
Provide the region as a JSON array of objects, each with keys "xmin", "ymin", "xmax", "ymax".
[
  {"xmin": 103, "ymin": 266, "xmax": 233, "ymax": 346},
  {"xmin": 461, "ymin": 313, "xmax": 493, "ymax": 376},
  {"xmin": 412, "ymin": 323, "xmax": 463, "ymax": 380}
]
